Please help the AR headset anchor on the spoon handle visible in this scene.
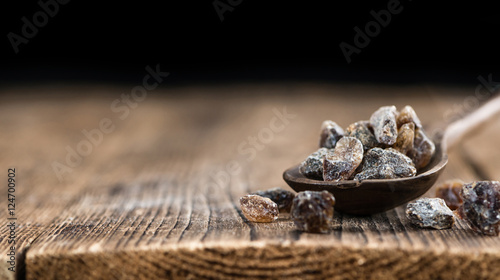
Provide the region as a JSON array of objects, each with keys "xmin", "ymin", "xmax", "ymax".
[{"xmin": 444, "ymin": 94, "xmax": 500, "ymax": 151}]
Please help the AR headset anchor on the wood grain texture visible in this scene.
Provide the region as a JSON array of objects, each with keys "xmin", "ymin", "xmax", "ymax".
[{"xmin": 1, "ymin": 84, "xmax": 499, "ymax": 280}]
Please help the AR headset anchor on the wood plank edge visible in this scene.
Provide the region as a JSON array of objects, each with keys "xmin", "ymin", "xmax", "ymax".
[{"xmin": 26, "ymin": 241, "xmax": 500, "ymax": 280}]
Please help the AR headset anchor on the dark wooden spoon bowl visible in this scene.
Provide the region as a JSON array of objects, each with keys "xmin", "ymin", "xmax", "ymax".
[
  {"xmin": 283, "ymin": 140, "xmax": 447, "ymax": 215},
  {"xmin": 283, "ymin": 95, "xmax": 500, "ymax": 215}
]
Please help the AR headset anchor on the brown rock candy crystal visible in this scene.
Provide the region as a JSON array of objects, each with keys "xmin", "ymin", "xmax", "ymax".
[
  {"xmin": 299, "ymin": 147, "xmax": 330, "ymax": 180},
  {"xmin": 354, "ymin": 148, "xmax": 416, "ymax": 180},
  {"xmin": 393, "ymin": 122, "xmax": 415, "ymax": 155},
  {"xmin": 435, "ymin": 180, "xmax": 464, "ymax": 210},
  {"xmin": 406, "ymin": 198, "xmax": 454, "ymax": 229},
  {"xmin": 323, "ymin": 137, "xmax": 363, "ymax": 181},
  {"xmin": 345, "ymin": 121, "xmax": 379, "ymax": 152},
  {"xmin": 240, "ymin": 195, "xmax": 279, "ymax": 223},
  {"xmin": 396, "ymin": 105, "xmax": 422, "ymax": 128},
  {"xmin": 319, "ymin": 120, "xmax": 345, "ymax": 149},
  {"xmin": 370, "ymin": 105, "xmax": 398, "ymax": 145},
  {"xmin": 291, "ymin": 191, "xmax": 336, "ymax": 233},
  {"xmin": 457, "ymin": 181, "xmax": 500, "ymax": 236},
  {"xmin": 252, "ymin": 187, "xmax": 295, "ymax": 212},
  {"xmin": 409, "ymin": 128, "xmax": 435, "ymax": 170}
]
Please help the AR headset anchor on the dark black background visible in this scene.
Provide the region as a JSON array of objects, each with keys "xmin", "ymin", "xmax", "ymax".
[{"xmin": 1, "ymin": 0, "xmax": 499, "ymax": 86}]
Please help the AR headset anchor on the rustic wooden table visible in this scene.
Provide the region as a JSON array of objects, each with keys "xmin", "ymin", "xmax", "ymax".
[{"xmin": 1, "ymin": 84, "xmax": 499, "ymax": 280}]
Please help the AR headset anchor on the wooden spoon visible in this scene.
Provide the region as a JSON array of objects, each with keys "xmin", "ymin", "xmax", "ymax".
[{"xmin": 283, "ymin": 95, "xmax": 500, "ymax": 215}]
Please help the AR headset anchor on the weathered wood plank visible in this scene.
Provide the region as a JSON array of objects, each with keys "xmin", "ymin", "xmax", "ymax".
[{"xmin": 1, "ymin": 84, "xmax": 499, "ymax": 280}]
